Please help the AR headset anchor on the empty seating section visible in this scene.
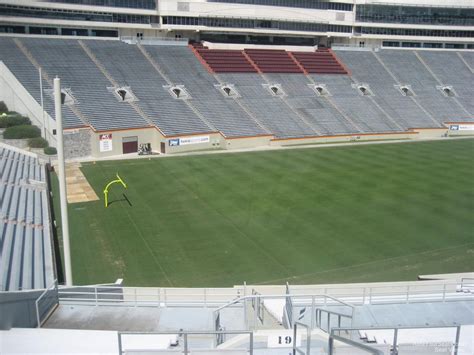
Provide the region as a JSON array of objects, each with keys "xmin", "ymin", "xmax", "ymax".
[
  {"xmin": 1, "ymin": 37, "xmax": 473, "ymax": 139},
  {"xmin": 417, "ymin": 51, "xmax": 474, "ymax": 115},
  {"xmin": 245, "ymin": 49, "xmax": 303, "ymax": 73},
  {"xmin": 218, "ymin": 73, "xmax": 316, "ymax": 138},
  {"xmin": 335, "ymin": 50, "xmax": 439, "ymax": 129},
  {"xmin": 0, "ymin": 146, "xmax": 54, "ymax": 291},
  {"xmin": 377, "ymin": 50, "xmax": 473, "ymax": 123},
  {"xmin": 0, "ymin": 37, "xmax": 83, "ymax": 129},
  {"xmin": 459, "ymin": 52, "xmax": 474, "ymax": 69},
  {"xmin": 194, "ymin": 45, "xmax": 257, "ymax": 73},
  {"xmin": 144, "ymin": 46, "xmax": 268, "ymax": 137},
  {"xmin": 264, "ymin": 73, "xmax": 357, "ymax": 135},
  {"xmin": 86, "ymin": 41, "xmax": 213, "ymax": 136},
  {"xmin": 292, "ymin": 49, "xmax": 348, "ymax": 74},
  {"xmin": 315, "ymin": 74, "xmax": 401, "ymax": 133},
  {"xmin": 18, "ymin": 38, "xmax": 149, "ymax": 131}
]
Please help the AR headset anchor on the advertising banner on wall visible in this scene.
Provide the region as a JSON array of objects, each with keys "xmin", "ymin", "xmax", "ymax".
[
  {"xmin": 168, "ymin": 136, "xmax": 210, "ymax": 146},
  {"xmin": 449, "ymin": 124, "xmax": 474, "ymax": 131},
  {"xmin": 99, "ymin": 134, "xmax": 113, "ymax": 152}
]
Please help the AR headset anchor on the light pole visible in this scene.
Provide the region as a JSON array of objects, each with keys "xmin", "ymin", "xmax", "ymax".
[
  {"xmin": 39, "ymin": 68, "xmax": 46, "ymax": 139},
  {"xmin": 54, "ymin": 77, "xmax": 73, "ymax": 286}
]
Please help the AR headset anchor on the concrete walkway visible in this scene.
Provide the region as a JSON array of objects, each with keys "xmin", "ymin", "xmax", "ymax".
[{"xmin": 64, "ymin": 162, "xmax": 99, "ymax": 203}]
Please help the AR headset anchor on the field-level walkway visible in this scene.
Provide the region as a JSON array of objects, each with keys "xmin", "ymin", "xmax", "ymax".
[
  {"xmin": 64, "ymin": 162, "xmax": 99, "ymax": 203},
  {"xmin": 51, "ymin": 139, "xmax": 474, "ymax": 287}
]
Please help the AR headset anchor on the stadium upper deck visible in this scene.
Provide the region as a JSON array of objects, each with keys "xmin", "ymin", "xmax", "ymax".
[{"xmin": 0, "ymin": 0, "xmax": 472, "ymax": 49}]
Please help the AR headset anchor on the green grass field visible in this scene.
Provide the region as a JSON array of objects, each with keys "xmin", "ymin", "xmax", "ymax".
[{"xmin": 54, "ymin": 139, "xmax": 474, "ymax": 287}]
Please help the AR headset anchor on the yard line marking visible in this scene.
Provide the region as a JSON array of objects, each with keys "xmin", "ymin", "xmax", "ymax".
[
  {"xmin": 256, "ymin": 242, "xmax": 474, "ymax": 285},
  {"xmin": 98, "ymin": 169, "xmax": 174, "ymax": 287},
  {"xmin": 162, "ymin": 166, "xmax": 293, "ymax": 276}
]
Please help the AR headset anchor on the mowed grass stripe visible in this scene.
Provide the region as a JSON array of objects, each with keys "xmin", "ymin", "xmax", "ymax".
[{"xmin": 55, "ymin": 139, "xmax": 473, "ymax": 286}]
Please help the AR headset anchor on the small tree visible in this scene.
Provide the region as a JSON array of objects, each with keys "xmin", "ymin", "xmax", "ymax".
[
  {"xmin": 0, "ymin": 101, "xmax": 8, "ymax": 114},
  {"xmin": 3, "ymin": 125, "xmax": 41, "ymax": 139},
  {"xmin": 0, "ymin": 114, "xmax": 31, "ymax": 128},
  {"xmin": 44, "ymin": 146, "xmax": 57, "ymax": 155},
  {"xmin": 28, "ymin": 137, "xmax": 49, "ymax": 148}
]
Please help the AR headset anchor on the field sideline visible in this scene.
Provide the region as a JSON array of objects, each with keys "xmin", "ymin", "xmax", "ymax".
[{"xmin": 53, "ymin": 139, "xmax": 474, "ymax": 287}]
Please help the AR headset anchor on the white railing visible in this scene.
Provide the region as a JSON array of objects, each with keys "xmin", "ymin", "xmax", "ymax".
[
  {"xmin": 58, "ymin": 285, "xmax": 244, "ymax": 307},
  {"xmin": 331, "ymin": 43, "xmax": 377, "ymax": 51},
  {"xmin": 120, "ymin": 36, "xmax": 189, "ymax": 45},
  {"xmin": 329, "ymin": 325, "xmax": 462, "ymax": 355},
  {"xmin": 287, "ymin": 280, "xmax": 473, "ymax": 305},
  {"xmin": 56, "ymin": 280, "xmax": 472, "ymax": 309},
  {"xmin": 35, "ymin": 280, "xmax": 58, "ymax": 327},
  {"xmin": 118, "ymin": 330, "xmax": 254, "ymax": 355},
  {"xmin": 214, "ymin": 293, "xmax": 355, "ymax": 331}
]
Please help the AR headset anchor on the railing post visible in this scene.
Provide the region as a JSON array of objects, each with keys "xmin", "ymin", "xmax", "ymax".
[
  {"xmin": 253, "ymin": 296, "xmax": 258, "ymax": 329},
  {"xmin": 157, "ymin": 288, "xmax": 160, "ymax": 308},
  {"xmin": 55, "ymin": 280, "xmax": 59, "ymax": 303},
  {"xmin": 328, "ymin": 335, "xmax": 334, "ymax": 355},
  {"xmin": 117, "ymin": 332, "xmax": 123, "ymax": 355},
  {"xmin": 362, "ymin": 287, "xmax": 366, "ymax": 304},
  {"xmin": 95, "ymin": 287, "xmax": 98, "ymax": 306},
  {"xmin": 134, "ymin": 288, "xmax": 137, "ymax": 307},
  {"xmin": 204, "ymin": 288, "xmax": 207, "ymax": 308},
  {"xmin": 249, "ymin": 331, "xmax": 254, "ymax": 355},
  {"xmin": 311, "ymin": 296, "xmax": 315, "ymax": 329},
  {"xmin": 392, "ymin": 328, "xmax": 398, "ymax": 355},
  {"xmin": 369, "ymin": 287, "xmax": 372, "ymax": 304},
  {"xmin": 183, "ymin": 333, "xmax": 189, "ymax": 355},
  {"xmin": 244, "ymin": 296, "xmax": 249, "ymax": 330},
  {"xmin": 35, "ymin": 299, "xmax": 41, "ymax": 328},
  {"xmin": 293, "ymin": 322, "xmax": 297, "ymax": 355},
  {"xmin": 406, "ymin": 285, "xmax": 410, "ymax": 304},
  {"xmin": 163, "ymin": 288, "xmax": 167, "ymax": 307},
  {"xmin": 306, "ymin": 325, "xmax": 311, "ymax": 355},
  {"xmin": 442, "ymin": 283, "xmax": 446, "ymax": 302},
  {"xmin": 454, "ymin": 325, "xmax": 461, "ymax": 355}
]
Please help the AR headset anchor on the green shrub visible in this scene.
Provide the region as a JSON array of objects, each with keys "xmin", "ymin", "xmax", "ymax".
[
  {"xmin": 28, "ymin": 137, "xmax": 49, "ymax": 148},
  {"xmin": 44, "ymin": 146, "xmax": 57, "ymax": 155},
  {"xmin": 0, "ymin": 101, "xmax": 8, "ymax": 114},
  {"xmin": 0, "ymin": 114, "xmax": 31, "ymax": 128},
  {"xmin": 3, "ymin": 125, "xmax": 41, "ymax": 139}
]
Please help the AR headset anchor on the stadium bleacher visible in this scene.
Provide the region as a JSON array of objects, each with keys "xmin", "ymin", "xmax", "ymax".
[
  {"xmin": 0, "ymin": 145, "xmax": 54, "ymax": 291},
  {"xmin": 0, "ymin": 37, "xmax": 473, "ymax": 142},
  {"xmin": 144, "ymin": 45, "xmax": 270, "ymax": 137},
  {"xmin": 375, "ymin": 50, "xmax": 472, "ymax": 124}
]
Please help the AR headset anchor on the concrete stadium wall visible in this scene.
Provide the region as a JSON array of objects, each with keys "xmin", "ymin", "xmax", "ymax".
[
  {"xmin": 271, "ymin": 132, "xmax": 418, "ymax": 147},
  {"xmin": 90, "ymin": 127, "xmax": 162, "ymax": 158},
  {"xmin": 0, "ymin": 290, "xmax": 50, "ymax": 330},
  {"xmin": 64, "ymin": 128, "xmax": 92, "ymax": 159},
  {"xmin": 225, "ymin": 135, "xmax": 273, "ymax": 150},
  {"xmin": 0, "ymin": 61, "xmax": 56, "ymax": 144},
  {"xmin": 410, "ymin": 128, "xmax": 449, "ymax": 138}
]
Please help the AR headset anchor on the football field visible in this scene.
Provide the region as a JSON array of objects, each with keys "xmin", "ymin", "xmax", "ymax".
[{"xmin": 54, "ymin": 139, "xmax": 474, "ymax": 287}]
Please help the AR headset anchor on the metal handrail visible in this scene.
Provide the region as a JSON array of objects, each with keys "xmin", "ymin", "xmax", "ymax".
[
  {"xmin": 117, "ymin": 330, "xmax": 253, "ymax": 355},
  {"xmin": 214, "ymin": 293, "xmax": 355, "ymax": 313},
  {"xmin": 331, "ymin": 325, "xmax": 462, "ymax": 355},
  {"xmin": 329, "ymin": 334, "xmax": 384, "ymax": 355},
  {"xmin": 315, "ymin": 308, "xmax": 353, "ymax": 333},
  {"xmin": 293, "ymin": 321, "xmax": 311, "ymax": 355},
  {"xmin": 35, "ymin": 279, "xmax": 58, "ymax": 328}
]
